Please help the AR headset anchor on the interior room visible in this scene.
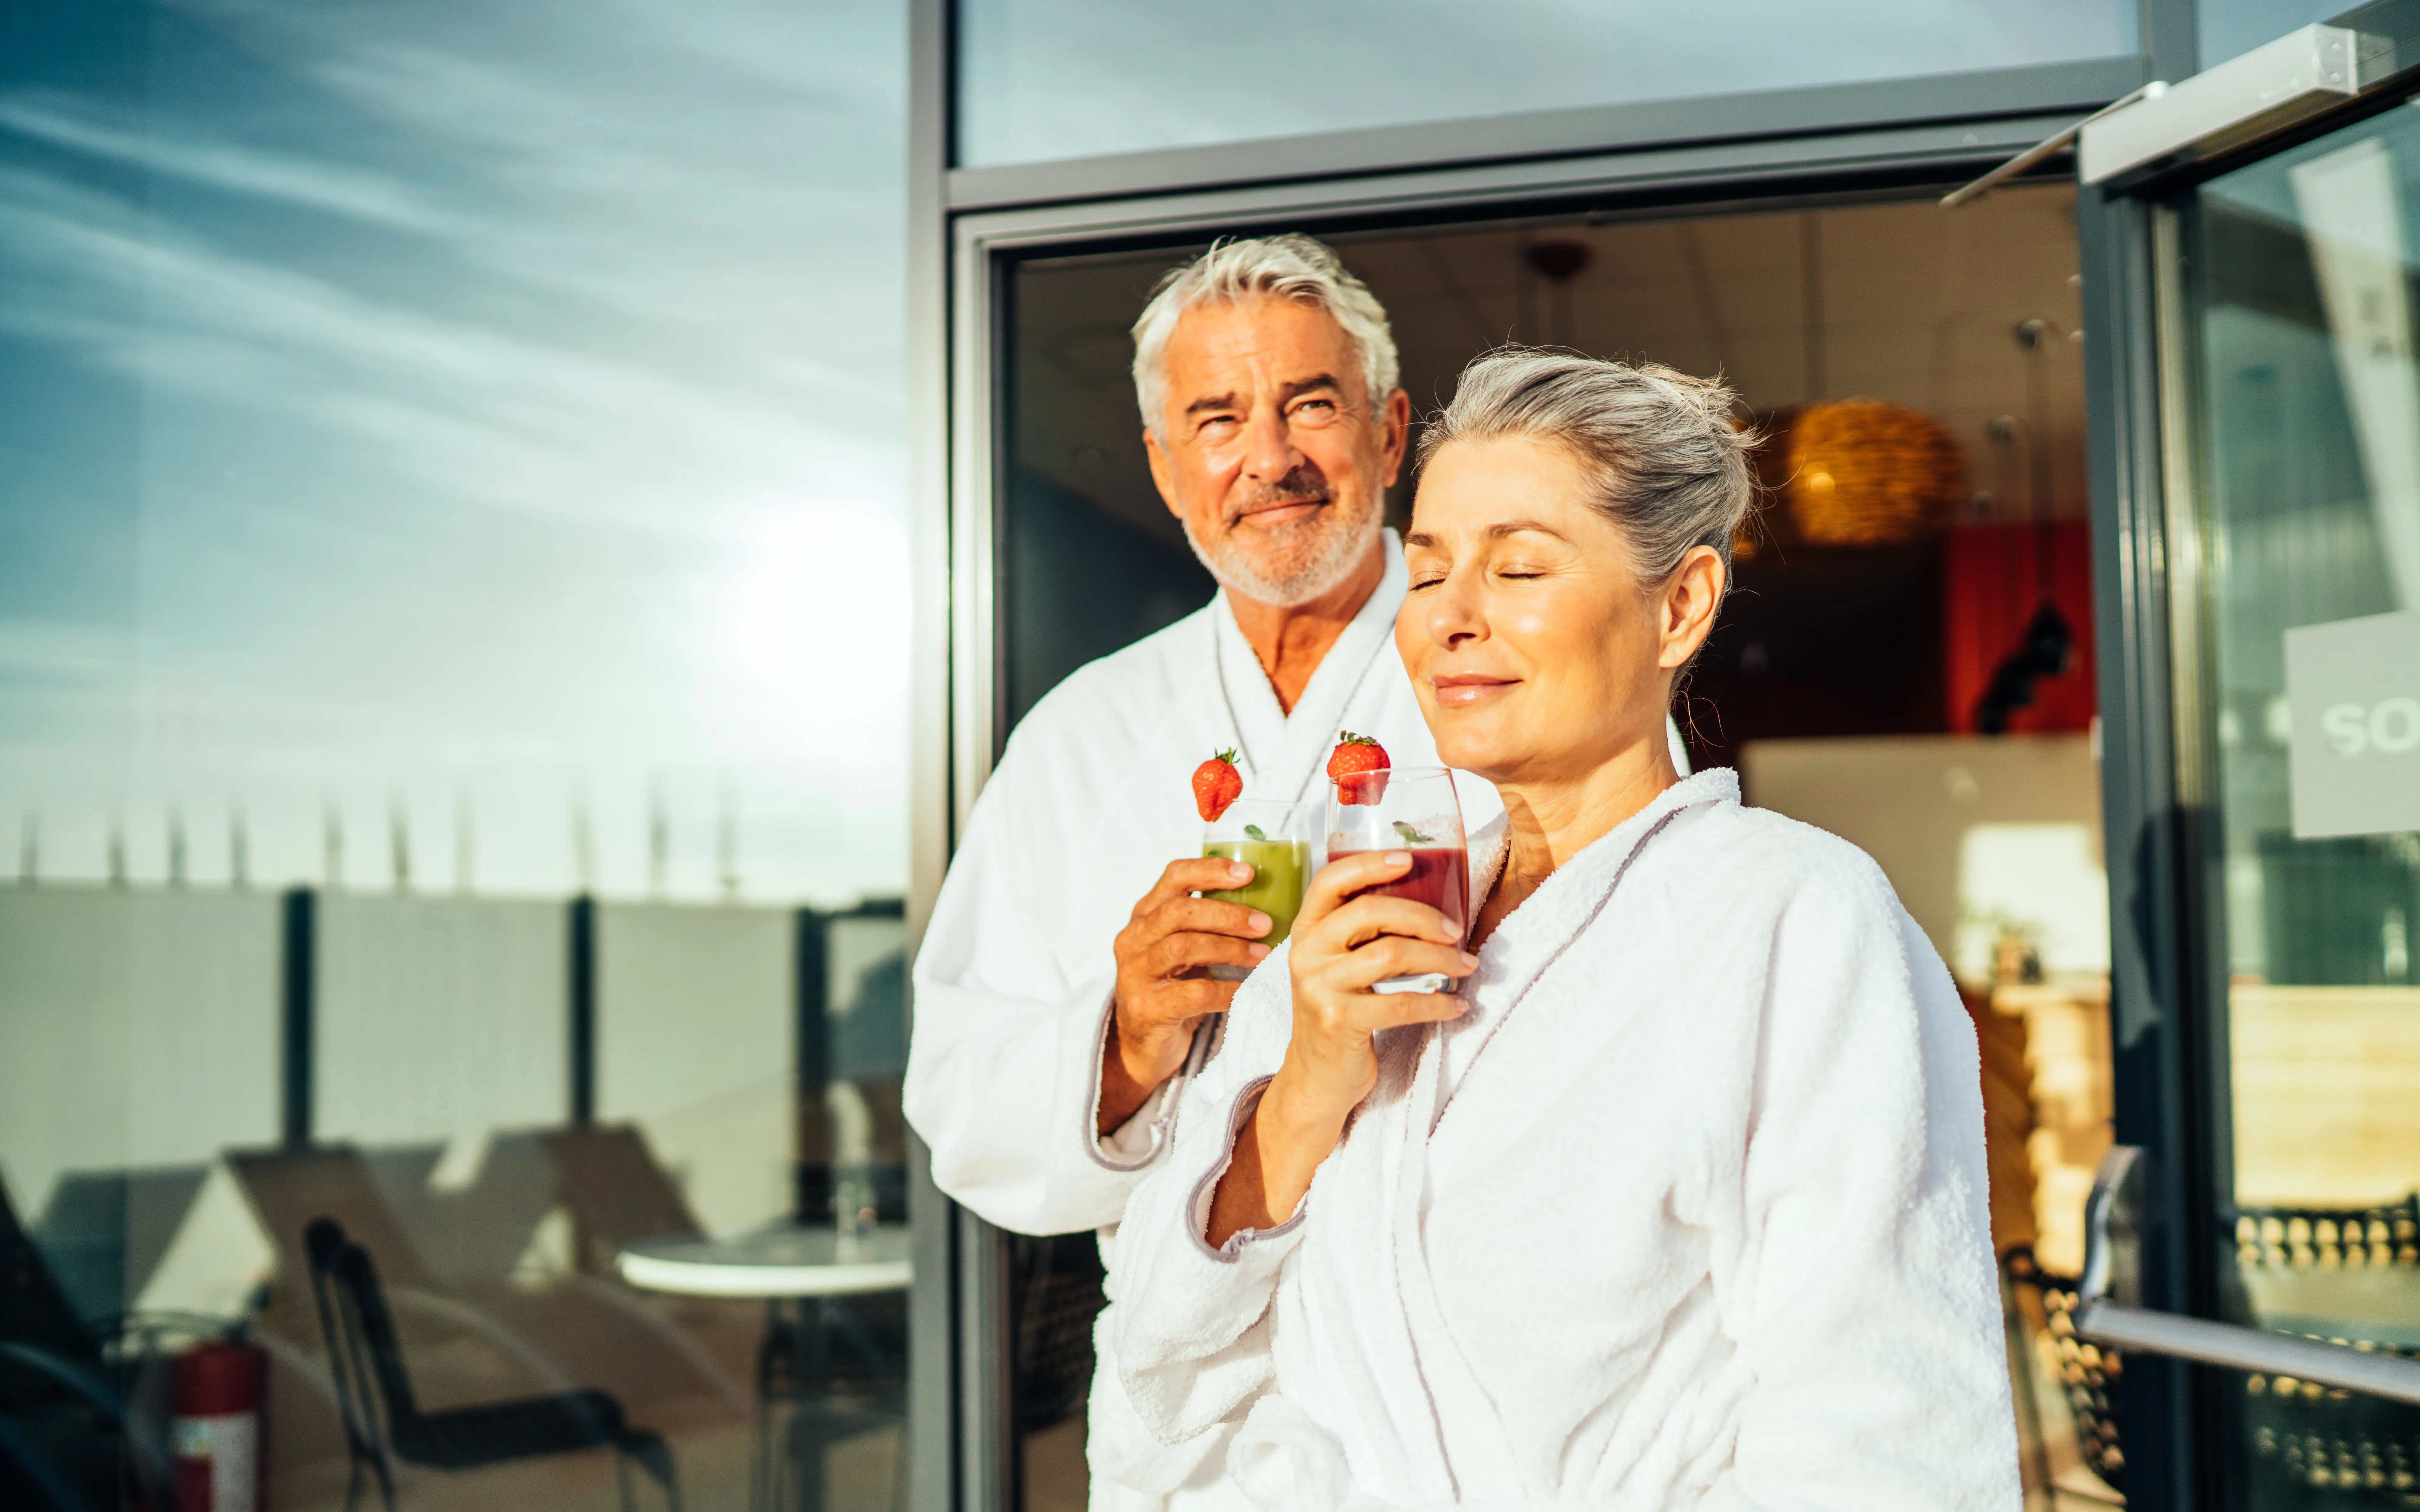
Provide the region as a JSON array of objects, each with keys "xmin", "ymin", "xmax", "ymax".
[{"xmin": 1000, "ymin": 183, "xmax": 2125, "ymax": 1509}]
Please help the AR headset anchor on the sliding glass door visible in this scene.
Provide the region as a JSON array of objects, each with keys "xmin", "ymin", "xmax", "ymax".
[{"xmin": 2161, "ymin": 95, "xmax": 2420, "ymax": 1509}]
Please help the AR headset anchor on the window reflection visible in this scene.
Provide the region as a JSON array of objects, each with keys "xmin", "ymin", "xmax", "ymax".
[
  {"xmin": 956, "ymin": 0, "xmax": 2137, "ymax": 167},
  {"xmin": 1000, "ymin": 188, "xmax": 2113, "ymax": 1506},
  {"xmin": 2200, "ymin": 0, "xmax": 2345, "ymax": 73},
  {"xmin": 0, "ymin": 1, "xmax": 910, "ymax": 1508},
  {"xmin": 2191, "ymin": 104, "xmax": 2420, "ymax": 1512}
]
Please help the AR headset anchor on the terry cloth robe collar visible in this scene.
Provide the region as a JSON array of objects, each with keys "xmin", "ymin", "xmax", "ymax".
[
  {"xmin": 1428, "ymin": 770, "xmax": 1725, "ymax": 1124},
  {"xmin": 1108, "ymin": 758, "xmax": 2018, "ymax": 1511},
  {"xmin": 1210, "ymin": 530, "xmax": 1407, "ymax": 805},
  {"xmin": 1375, "ymin": 771, "xmax": 1733, "ymax": 1496},
  {"xmin": 1087, "ymin": 527, "xmax": 1431, "ymax": 1173}
]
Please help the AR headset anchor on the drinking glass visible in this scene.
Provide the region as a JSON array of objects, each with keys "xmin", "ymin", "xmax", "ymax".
[
  {"xmin": 1201, "ymin": 799, "xmax": 1317, "ymax": 981},
  {"xmin": 1324, "ymin": 766, "xmax": 1469, "ymax": 994}
]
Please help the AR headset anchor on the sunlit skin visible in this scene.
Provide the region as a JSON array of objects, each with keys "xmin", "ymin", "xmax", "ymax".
[
  {"xmin": 1097, "ymin": 298, "xmax": 1412, "ymax": 1136},
  {"xmin": 1143, "ymin": 296, "xmax": 1409, "ymax": 712},
  {"xmin": 1208, "ymin": 434, "xmax": 1728, "ymax": 1244}
]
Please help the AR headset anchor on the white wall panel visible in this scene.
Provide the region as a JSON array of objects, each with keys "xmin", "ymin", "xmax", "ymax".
[
  {"xmin": 314, "ymin": 894, "xmax": 568, "ymax": 1144},
  {"xmin": 596, "ymin": 901, "xmax": 792, "ymax": 1236}
]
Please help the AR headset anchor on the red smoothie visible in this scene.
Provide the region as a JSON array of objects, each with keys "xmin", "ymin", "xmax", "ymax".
[{"xmin": 1329, "ymin": 845, "xmax": 1471, "ymax": 946}]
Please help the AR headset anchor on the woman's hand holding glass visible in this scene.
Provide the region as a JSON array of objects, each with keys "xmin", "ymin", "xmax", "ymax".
[{"xmin": 1206, "ymin": 848, "xmax": 1476, "ymax": 1245}]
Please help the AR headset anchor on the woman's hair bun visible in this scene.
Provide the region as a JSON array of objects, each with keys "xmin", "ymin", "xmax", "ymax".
[{"xmin": 1419, "ymin": 348, "xmax": 1758, "ymax": 584}]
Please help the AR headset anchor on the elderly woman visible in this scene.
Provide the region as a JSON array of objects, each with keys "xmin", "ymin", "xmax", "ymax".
[{"xmin": 1107, "ymin": 352, "xmax": 2019, "ymax": 1510}]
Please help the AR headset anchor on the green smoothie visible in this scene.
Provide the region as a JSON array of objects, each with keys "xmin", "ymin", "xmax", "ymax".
[{"xmin": 1201, "ymin": 837, "xmax": 1311, "ymax": 945}]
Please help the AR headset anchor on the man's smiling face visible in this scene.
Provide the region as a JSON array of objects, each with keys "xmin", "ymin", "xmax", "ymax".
[{"xmin": 1145, "ymin": 295, "xmax": 1408, "ymax": 608}]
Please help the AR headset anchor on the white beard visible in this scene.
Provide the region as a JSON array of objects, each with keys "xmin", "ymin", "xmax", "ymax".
[{"xmin": 1182, "ymin": 497, "xmax": 1382, "ymax": 609}]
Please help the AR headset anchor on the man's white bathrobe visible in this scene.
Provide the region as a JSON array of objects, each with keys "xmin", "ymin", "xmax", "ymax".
[
  {"xmin": 907, "ymin": 529, "xmax": 1502, "ymax": 1509},
  {"xmin": 906, "ymin": 527, "xmax": 1498, "ymax": 1235},
  {"xmin": 1110, "ymin": 769, "xmax": 2022, "ymax": 1512}
]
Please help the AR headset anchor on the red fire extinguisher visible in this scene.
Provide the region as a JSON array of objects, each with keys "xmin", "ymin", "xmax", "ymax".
[{"xmin": 172, "ymin": 1336, "xmax": 267, "ymax": 1512}]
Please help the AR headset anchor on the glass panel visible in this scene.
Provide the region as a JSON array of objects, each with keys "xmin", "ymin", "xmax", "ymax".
[
  {"xmin": 999, "ymin": 188, "xmax": 2109, "ymax": 1505},
  {"xmin": 2187, "ymin": 105, "xmax": 2420, "ymax": 1508},
  {"xmin": 0, "ymin": 2, "xmax": 912, "ymax": 1508},
  {"xmin": 956, "ymin": 0, "xmax": 2138, "ymax": 168},
  {"xmin": 2200, "ymin": 0, "xmax": 2345, "ymax": 72}
]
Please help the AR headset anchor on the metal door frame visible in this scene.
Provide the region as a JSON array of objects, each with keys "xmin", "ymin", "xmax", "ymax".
[
  {"xmin": 2077, "ymin": 168, "xmax": 2217, "ymax": 1512},
  {"xmin": 903, "ymin": 3, "xmax": 2195, "ymax": 1506},
  {"xmin": 2077, "ymin": 30, "xmax": 2420, "ymax": 1501}
]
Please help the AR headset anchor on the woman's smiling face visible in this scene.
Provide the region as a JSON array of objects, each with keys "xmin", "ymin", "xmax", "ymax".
[{"xmin": 1397, "ymin": 434, "xmax": 1721, "ymax": 786}]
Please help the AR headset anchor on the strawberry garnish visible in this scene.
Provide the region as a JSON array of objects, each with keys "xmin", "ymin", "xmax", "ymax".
[
  {"xmin": 1327, "ymin": 731, "xmax": 1390, "ymax": 806},
  {"xmin": 1193, "ymin": 749, "xmax": 1243, "ymax": 822}
]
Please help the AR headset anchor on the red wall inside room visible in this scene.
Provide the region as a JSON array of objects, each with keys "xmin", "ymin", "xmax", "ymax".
[{"xmin": 1944, "ymin": 520, "xmax": 2097, "ymax": 734}]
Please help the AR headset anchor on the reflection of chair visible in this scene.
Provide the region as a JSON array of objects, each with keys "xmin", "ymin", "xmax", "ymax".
[
  {"xmin": 0, "ymin": 1173, "xmax": 169, "ymax": 1510},
  {"xmin": 231, "ymin": 1141, "xmax": 602, "ymax": 1404},
  {"xmin": 229, "ymin": 1144, "xmax": 446, "ymax": 1308},
  {"xmin": 306, "ymin": 1218, "xmax": 680, "ymax": 1512},
  {"xmin": 33, "ymin": 1166, "xmax": 208, "ymax": 1325},
  {"xmin": 348, "ymin": 1136, "xmax": 560, "ymax": 1287},
  {"xmin": 2018, "ymin": 1196, "xmax": 2420, "ymax": 1502},
  {"xmin": 419, "ymin": 1132, "xmax": 560, "ymax": 1284},
  {"xmin": 1010, "ymin": 1232, "xmax": 1102, "ymax": 1435},
  {"xmin": 2004, "ymin": 1248, "xmax": 2124, "ymax": 1493},
  {"xmin": 756, "ymin": 1293, "xmax": 908, "ymax": 1512},
  {"xmin": 828, "ymin": 928, "xmax": 910, "ymax": 1226},
  {"xmin": 2230, "ymin": 1196, "xmax": 2420, "ymax": 1498},
  {"xmin": 540, "ymin": 1125, "xmax": 704, "ymax": 1276},
  {"xmin": 233, "ymin": 1140, "xmax": 747, "ymax": 1423},
  {"xmin": 0, "ymin": 1176, "xmax": 100, "ymax": 1375},
  {"xmin": 357, "ymin": 1146, "xmax": 446, "ymax": 1221},
  {"xmin": 2234, "ymin": 1195, "xmax": 2420, "ymax": 1273}
]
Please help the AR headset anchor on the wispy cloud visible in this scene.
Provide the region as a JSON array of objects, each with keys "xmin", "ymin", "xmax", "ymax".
[
  {"xmin": 0, "ymin": 91, "xmax": 461, "ymax": 235},
  {"xmin": 961, "ymin": 0, "xmax": 2130, "ymax": 163},
  {"xmin": 0, "ymin": 0, "xmax": 914, "ymax": 898},
  {"xmin": 0, "ymin": 161, "xmax": 899, "ymax": 541}
]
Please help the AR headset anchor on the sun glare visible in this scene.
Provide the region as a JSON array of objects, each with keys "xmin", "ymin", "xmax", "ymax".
[{"xmin": 722, "ymin": 505, "xmax": 911, "ymax": 704}]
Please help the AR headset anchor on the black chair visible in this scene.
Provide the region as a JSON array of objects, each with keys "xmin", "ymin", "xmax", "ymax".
[
  {"xmin": 0, "ymin": 1171, "xmax": 185, "ymax": 1512},
  {"xmin": 1010, "ymin": 1231, "xmax": 1103, "ymax": 1435},
  {"xmin": 304, "ymin": 1217, "xmax": 680, "ymax": 1512},
  {"xmin": 755, "ymin": 1292, "xmax": 908, "ymax": 1512},
  {"xmin": 2005, "ymin": 1247, "xmax": 2126, "ymax": 1493},
  {"xmin": 2013, "ymin": 1197, "xmax": 2420, "ymax": 1504},
  {"xmin": 235, "ymin": 1141, "xmax": 746, "ymax": 1424},
  {"xmin": 2229, "ymin": 1196, "xmax": 2420, "ymax": 1500}
]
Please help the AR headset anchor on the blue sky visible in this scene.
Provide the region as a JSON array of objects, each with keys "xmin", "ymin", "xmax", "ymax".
[
  {"xmin": 958, "ymin": 0, "xmax": 2140, "ymax": 166},
  {"xmin": 0, "ymin": 0, "xmax": 911, "ymax": 902}
]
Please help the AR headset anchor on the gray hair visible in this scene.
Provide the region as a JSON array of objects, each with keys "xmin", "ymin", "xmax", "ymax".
[
  {"xmin": 1131, "ymin": 234, "xmax": 1399, "ymax": 441},
  {"xmin": 1419, "ymin": 349, "xmax": 1756, "ymax": 586}
]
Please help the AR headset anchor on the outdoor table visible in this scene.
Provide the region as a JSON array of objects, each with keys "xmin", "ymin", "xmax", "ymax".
[{"xmin": 618, "ymin": 1225, "xmax": 911, "ymax": 1512}]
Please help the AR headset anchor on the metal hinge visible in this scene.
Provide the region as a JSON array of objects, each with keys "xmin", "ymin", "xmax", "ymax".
[{"xmin": 1944, "ymin": 21, "xmax": 2365, "ymax": 208}]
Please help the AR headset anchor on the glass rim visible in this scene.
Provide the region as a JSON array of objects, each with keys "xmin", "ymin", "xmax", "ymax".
[{"xmin": 1328, "ymin": 764, "xmax": 1450, "ymax": 782}]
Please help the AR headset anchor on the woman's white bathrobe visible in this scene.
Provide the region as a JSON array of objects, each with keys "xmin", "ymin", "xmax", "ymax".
[{"xmin": 1110, "ymin": 769, "xmax": 2021, "ymax": 1511}]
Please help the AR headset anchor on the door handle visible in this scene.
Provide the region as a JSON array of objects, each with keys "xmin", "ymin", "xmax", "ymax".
[{"xmin": 2072, "ymin": 1146, "xmax": 2420, "ymax": 1406}]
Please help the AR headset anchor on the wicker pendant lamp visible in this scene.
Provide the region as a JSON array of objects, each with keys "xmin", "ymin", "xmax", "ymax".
[{"xmin": 1780, "ymin": 399, "xmax": 1964, "ymax": 547}]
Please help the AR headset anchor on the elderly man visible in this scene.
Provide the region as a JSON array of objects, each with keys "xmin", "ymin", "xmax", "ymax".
[
  {"xmin": 906, "ymin": 234, "xmax": 1479, "ymax": 1507},
  {"xmin": 908, "ymin": 235, "xmax": 1467, "ymax": 1225}
]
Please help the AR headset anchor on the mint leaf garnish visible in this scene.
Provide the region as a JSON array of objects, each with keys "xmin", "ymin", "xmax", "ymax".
[
  {"xmin": 1392, "ymin": 820, "xmax": 1432, "ymax": 845},
  {"xmin": 1244, "ymin": 824, "xmax": 1266, "ymax": 841}
]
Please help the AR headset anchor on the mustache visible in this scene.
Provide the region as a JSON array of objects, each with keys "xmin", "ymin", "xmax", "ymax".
[{"xmin": 1224, "ymin": 462, "xmax": 1331, "ymax": 527}]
